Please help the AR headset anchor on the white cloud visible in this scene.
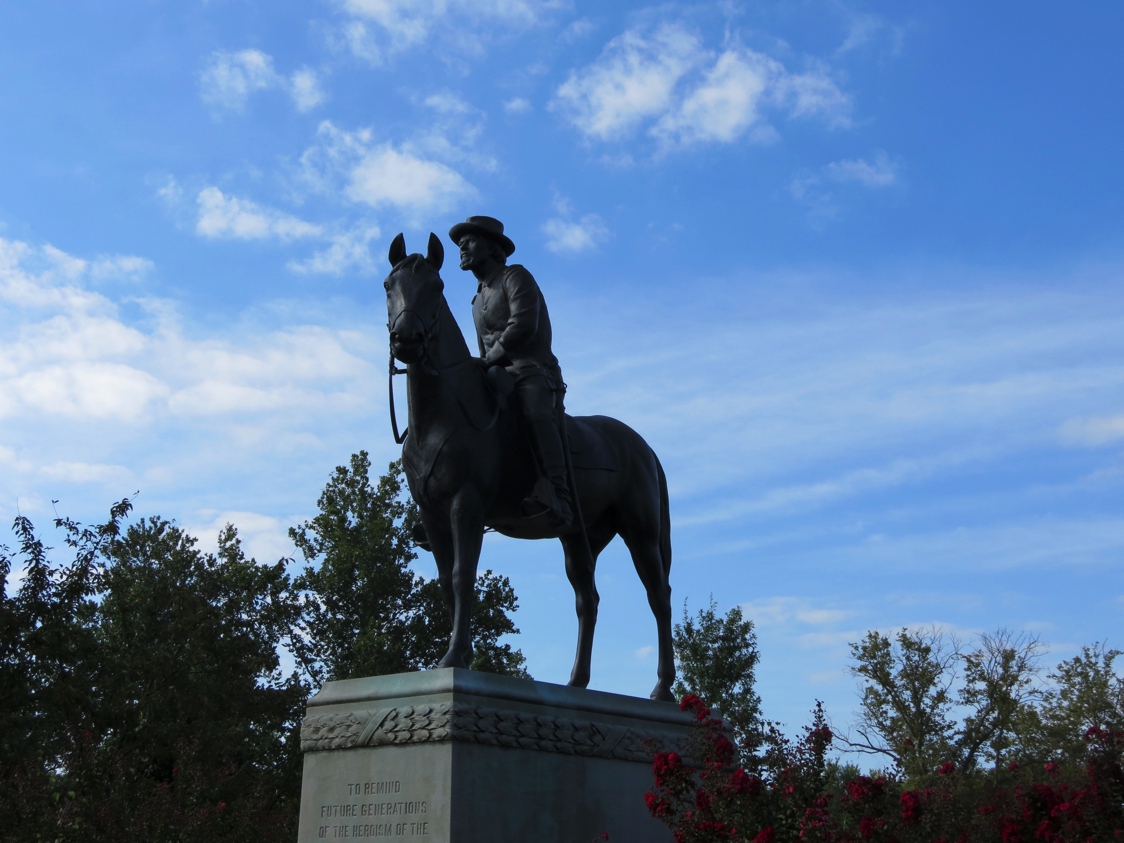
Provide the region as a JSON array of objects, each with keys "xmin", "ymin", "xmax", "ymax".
[
  {"xmin": 0, "ymin": 235, "xmax": 374, "ymax": 429},
  {"xmin": 553, "ymin": 23, "xmax": 851, "ymax": 149},
  {"xmin": 288, "ymin": 224, "xmax": 382, "ymax": 275},
  {"xmin": 348, "ymin": 146, "xmax": 473, "ymax": 213},
  {"xmin": 542, "ymin": 214, "xmax": 610, "ymax": 255},
  {"xmin": 300, "ymin": 121, "xmax": 475, "ymax": 216},
  {"xmin": 838, "ymin": 14, "xmax": 884, "ymax": 54},
  {"xmin": 40, "ymin": 460, "xmax": 132, "ymax": 485},
  {"xmin": 504, "ymin": 97, "xmax": 532, "ymax": 114},
  {"xmin": 337, "ymin": 0, "xmax": 562, "ymax": 63},
  {"xmin": 826, "ymin": 151, "xmax": 898, "ymax": 186},
  {"xmin": 186, "ymin": 510, "xmax": 295, "ymax": 563},
  {"xmin": 89, "ymin": 255, "xmax": 155, "ymax": 282},
  {"xmin": 291, "ymin": 67, "xmax": 326, "ymax": 112},
  {"xmin": 789, "ymin": 151, "xmax": 899, "ymax": 217},
  {"xmin": 1060, "ymin": 415, "xmax": 1124, "ymax": 446},
  {"xmin": 741, "ymin": 596, "xmax": 852, "ymax": 628},
  {"xmin": 196, "ymin": 187, "xmax": 322, "ymax": 240},
  {"xmin": 424, "ymin": 91, "xmax": 471, "ymax": 114},
  {"xmin": 553, "ymin": 23, "xmax": 703, "ymax": 141},
  {"xmin": 200, "ymin": 49, "xmax": 282, "ymax": 112},
  {"xmin": 775, "ymin": 66, "xmax": 852, "ymax": 128},
  {"xmin": 653, "ymin": 48, "xmax": 774, "ymax": 146},
  {"xmin": 200, "ymin": 50, "xmax": 328, "ymax": 114}
]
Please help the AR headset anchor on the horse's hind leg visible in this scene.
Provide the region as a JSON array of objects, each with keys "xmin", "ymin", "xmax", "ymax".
[
  {"xmin": 620, "ymin": 526, "xmax": 676, "ymax": 702},
  {"xmin": 561, "ymin": 520, "xmax": 615, "ymax": 688}
]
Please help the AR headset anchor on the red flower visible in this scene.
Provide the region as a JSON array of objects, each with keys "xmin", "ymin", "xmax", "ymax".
[
  {"xmin": 939, "ymin": 762, "xmax": 956, "ymax": 776},
  {"xmin": 1009, "ymin": 761, "xmax": 1019, "ymax": 772},
  {"xmin": 218, "ymin": 802, "xmax": 227, "ymax": 809},
  {"xmin": 847, "ymin": 775, "xmax": 886, "ymax": 803},
  {"xmin": 653, "ymin": 752, "xmax": 683, "ymax": 787},
  {"xmin": 679, "ymin": 694, "xmax": 711, "ymax": 720},
  {"xmin": 695, "ymin": 790, "xmax": 712, "ymax": 813},
  {"xmin": 754, "ymin": 828, "xmax": 775, "ymax": 843},
  {"xmin": 1043, "ymin": 762, "xmax": 1059, "ymax": 778},
  {"xmin": 598, "ymin": 833, "xmax": 609, "ymax": 841},
  {"xmin": 979, "ymin": 805, "xmax": 996, "ymax": 815},
  {"xmin": 728, "ymin": 768, "xmax": 762, "ymax": 796},
  {"xmin": 859, "ymin": 816, "xmax": 882, "ymax": 840},
  {"xmin": 1000, "ymin": 818, "xmax": 1022, "ymax": 843},
  {"xmin": 900, "ymin": 789, "xmax": 922, "ymax": 824},
  {"xmin": 644, "ymin": 792, "xmax": 669, "ymax": 818}
]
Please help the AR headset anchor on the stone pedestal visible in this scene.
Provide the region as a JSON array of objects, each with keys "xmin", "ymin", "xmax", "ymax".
[{"xmin": 297, "ymin": 669, "xmax": 691, "ymax": 843}]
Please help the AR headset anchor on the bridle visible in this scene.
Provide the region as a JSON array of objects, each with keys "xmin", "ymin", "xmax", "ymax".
[
  {"xmin": 387, "ymin": 287, "xmax": 499, "ymax": 445},
  {"xmin": 387, "ymin": 304, "xmax": 438, "ymax": 445}
]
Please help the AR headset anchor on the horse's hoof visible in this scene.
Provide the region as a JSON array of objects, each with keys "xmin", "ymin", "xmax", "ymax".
[
  {"xmin": 650, "ymin": 684, "xmax": 676, "ymax": 703},
  {"xmin": 437, "ymin": 650, "xmax": 468, "ymax": 669}
]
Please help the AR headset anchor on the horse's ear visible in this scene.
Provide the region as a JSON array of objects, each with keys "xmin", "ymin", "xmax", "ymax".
[
  {"xmin": 388, "ymin": 233, "xmax": 407, "ymax": 267},
  {"xmin": 426, "ymin": 232, "xmax": 444, "ymax": 270}
]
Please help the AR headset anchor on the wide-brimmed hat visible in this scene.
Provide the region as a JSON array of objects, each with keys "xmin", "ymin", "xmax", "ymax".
[{"xmin": 448, "ymin": 215, "xmax": 516, "ymax": 257}]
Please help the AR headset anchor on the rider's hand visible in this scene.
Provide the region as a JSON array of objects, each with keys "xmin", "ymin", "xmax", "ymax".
[{"xmin": 484, "ymin": 342, "xmax": 507, "ymax": 366}]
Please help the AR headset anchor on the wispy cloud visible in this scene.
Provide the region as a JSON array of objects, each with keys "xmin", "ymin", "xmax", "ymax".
[
  {"xmin": 826, "ymin": 152, "xmax": 899, "ymax": 187},
  {"xmin": 541, "ymin": 196, "xmax": 611, "ymax": 255},
  {"xmin": 335, "ymin": 0, "xmax": 564, "ymax": 65},
  {"xmin": 195, "ymin": 187, "xmax": 322, "ymax": 241},
  {"xmin": 552, "ymin": 22, "xmax": 851, "ymax": 151},
  {"xmin": 790, "ymin": 151, "xmax": 900, "ymax": 217},
  {"xmin": 287, "ymin": 223, "xmax": 382, "ymax": 275},
  {"xmin": 200, "ymin": 50, "xmax": 327, "ymax": 114},
  {"xmin": 290, "ymin": 67, "xmax": 326, "ymax": 112},
  {"xmin": 200, "ymin": 49, "xmax": 280, "ymax": 112},
  {"xmin": 1060, "ymin": 415, "xmax": 1124, "ymax": 446}
]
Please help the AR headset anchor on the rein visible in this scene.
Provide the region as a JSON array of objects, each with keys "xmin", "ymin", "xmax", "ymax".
[{"xmin": 388, "ymin": 304, "xmax": 500, "ymax": 444}]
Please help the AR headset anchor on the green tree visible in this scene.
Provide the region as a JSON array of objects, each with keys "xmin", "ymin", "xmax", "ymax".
[
  {"xmin": 0, "ymin": 503, "xmax": 307, "ymax": 843},
  {"xmin": 847, "ymin": 627, "xmax": 958, "ymax": 777},
  {"xmin": 956, "ymin": 628, "xmax": 1044, "ymax": 770},
  {"xmin": 672, "ymin": 596, "xmax": 761, "ymax": 754},
  {"xmin": 291, "ymin": 453, "xmax": 528, "ymax": 683},
  {"xmin": 847, "ymin": 626, "xmax": 1048, "ymax": 777},
  {"xmin": 1038, "ymin": 643, "xmax": 1124, "ymax": 762}
]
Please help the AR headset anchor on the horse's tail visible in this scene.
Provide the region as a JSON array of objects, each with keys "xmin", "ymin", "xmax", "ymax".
[{"xmin": 656, "ymin": 454, "xmax": 672, "ymax": 578}]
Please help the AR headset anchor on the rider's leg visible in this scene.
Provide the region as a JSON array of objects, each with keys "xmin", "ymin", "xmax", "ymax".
[{"xmin": 514, "ymin": 373, "xmax": 572, "ymax": 526}]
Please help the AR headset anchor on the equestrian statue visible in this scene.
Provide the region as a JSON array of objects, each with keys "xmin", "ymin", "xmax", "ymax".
[{"xmin": 384, "ymin": 216, "xmax": 675, "ymax": 701}]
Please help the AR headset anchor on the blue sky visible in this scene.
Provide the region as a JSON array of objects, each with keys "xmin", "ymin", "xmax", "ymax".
[{"xmin": 1, "ymin": 0, "xmax": 1123, "ymax": 736}]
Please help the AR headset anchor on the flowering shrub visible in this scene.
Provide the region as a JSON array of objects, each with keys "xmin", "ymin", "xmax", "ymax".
[{"xmin": 647, "ymin": 700, "xmax": 1124, "ymax": 843}]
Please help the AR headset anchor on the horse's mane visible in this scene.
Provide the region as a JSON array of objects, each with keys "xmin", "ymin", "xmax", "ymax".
[{"xmin": 393, "ymin": 253, "xmax": 433, "ymax": 275}]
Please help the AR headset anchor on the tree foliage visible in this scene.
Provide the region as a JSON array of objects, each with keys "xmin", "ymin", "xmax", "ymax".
[
  {"xmin": 673, "ymin": 597, "xmax": 761, "ymax": 757},
  {"xmin": 290, "ymin": 452, "xmax": 528, "ymax": 683},
  {"xmin": 0, "ymin": 503, "xmax": 306, "ymax": 842},
  {"xmin": 0, "ymin": 454, "xmax": 529, "ymax": 842}
]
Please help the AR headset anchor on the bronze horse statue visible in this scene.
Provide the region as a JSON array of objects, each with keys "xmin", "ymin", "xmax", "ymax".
[{"xmin": 384, "ymin": 232, "xmax": 675, "ymax": 701}]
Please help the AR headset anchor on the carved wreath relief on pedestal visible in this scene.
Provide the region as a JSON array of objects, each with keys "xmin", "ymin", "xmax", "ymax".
[{"xmin": 302, "ymin": 702, "xmax": 687, "ymax": 764}]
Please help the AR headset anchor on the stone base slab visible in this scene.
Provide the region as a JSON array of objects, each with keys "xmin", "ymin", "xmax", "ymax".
[{"xmin": 297, "ymin": 669, "xmax": 691, "ymax": 843}]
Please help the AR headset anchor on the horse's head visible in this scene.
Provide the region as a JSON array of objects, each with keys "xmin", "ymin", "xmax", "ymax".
[{"xmin": 385, "ymin": 232, "xmax": 445, "ymax": 364}]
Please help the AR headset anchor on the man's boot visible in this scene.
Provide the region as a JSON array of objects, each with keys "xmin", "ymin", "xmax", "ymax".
[{"xmin": 523, "ymin": 419, "xmax": 573, "ymax": 528}]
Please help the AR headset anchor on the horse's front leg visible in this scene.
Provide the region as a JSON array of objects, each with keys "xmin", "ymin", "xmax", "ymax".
[
  {"xmin": 420, "ymin": 510, "xmax": 456, "ymax": 637},
  {"xmin": 436, "ymin": 486, "xmax": 485, "ymax": 670}
]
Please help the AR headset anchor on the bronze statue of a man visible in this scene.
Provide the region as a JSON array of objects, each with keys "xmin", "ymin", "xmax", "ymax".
[{"xmin": 449, "ymin": 215, "xmax": 572, "ymax": 528}]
